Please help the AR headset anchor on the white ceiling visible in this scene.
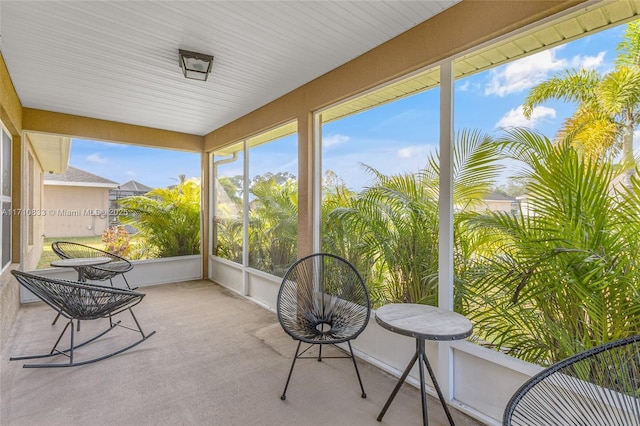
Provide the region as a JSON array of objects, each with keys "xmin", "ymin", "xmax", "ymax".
[{"xmin": 0, "ymin": 0, "xmax": 459, "ymax": 136}]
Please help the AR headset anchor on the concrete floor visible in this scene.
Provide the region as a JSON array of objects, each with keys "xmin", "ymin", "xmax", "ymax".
[{"xmin": 0, "ymin": 280, "xmax": 483, "ymax": 426}]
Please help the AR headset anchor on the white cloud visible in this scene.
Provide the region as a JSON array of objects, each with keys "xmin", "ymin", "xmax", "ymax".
[
  {"xmin": 457, "ymin": 80, "xmax": 470, "ymax": 92},
  {"xmin": 495, "ymin": 105, "xmax": 556, "ymax": 129},
  {"xmin": 390, "ymin": 110, "xmax": 424, "ymax": 123},
  {"xmin": 87, "ymin": 153, "xmax": 108, "ymax": 164},
  {"xmin": 485, "ymin": 48, "xmax": 609, "ymax": 98},
  {"xmin": 571, "ymin": 51, "xmax": 606, "ymax": 70},
  {"xmin": 125, "ymin": 170, "xmax": 136, "ymax": 178},
  {"xmin": 485, "ymin": 48, "xmax": 568, "ymax": 97},
  {"xmin": 397, "ymin": 145, "xmax": 429, "ymax": 159},
  {"xmin": 323, "ymin": 134, "xmax": 349, "ymax": 147}
]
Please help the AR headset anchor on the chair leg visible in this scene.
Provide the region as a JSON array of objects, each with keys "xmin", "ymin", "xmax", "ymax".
[
  {"xmin": 10, "ymin": 319, "xmax": 75, "ymax": 364},
  {"xmin": 127, "ymin": 307, "xmax": 150, "ymax": 338},
  {"xmin": 122, "ymin": 274, "xmax": 137, "ymax": 290},
  {"xmin": 281, "ymin": 341, "xmax": 302, "ymax": 400},
  {"xmin": 68, "ymin": 319, "xmax": 75, "ymax": 364},
  {"xmin": 11, "ymin": 316, "xmax": 155, "ymax": 368},
  {"xmin": 110, "ymin": 275, "xmax": 137, "ymax": 290},
  {"xmin": 348, "ymin": 341, "xmax": 366, "ymax": 398},
  {"xmin": 52, "ymin": 311, "xmax": 80, "ymax": 331}
]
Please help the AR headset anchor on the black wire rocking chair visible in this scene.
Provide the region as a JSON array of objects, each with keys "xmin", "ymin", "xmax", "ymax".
[
  {"xmin": 10, "ymin": 270, "xmax": 155, "ymax": 368},
  {"xmin": 503, "ymin": 335, "xmax": 640, "ymax": 425},
  {"xmin": 277, "ymin": 253, "xmax": 371, "ymax": 400},
  {"xmin": 51, "ymin": 241, "xmax": 135, "ymax": 289}
]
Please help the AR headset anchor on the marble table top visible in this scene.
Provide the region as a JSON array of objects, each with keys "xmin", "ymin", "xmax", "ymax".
[
  {"xmin": 51, "ymin": 256, "xmax": 111, "ymax": 268},
  {"xmin": 375, "ymin": 303, "xmax": 473, "ymax": 341}
]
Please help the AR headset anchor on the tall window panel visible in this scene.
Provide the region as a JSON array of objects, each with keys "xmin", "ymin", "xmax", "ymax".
[
  {"xmin": 1, "ymin": 127, "xmax": 11, "ymax": 269},
  {"xmin": 212, "ymin": 142, "xmax": 244, "ymax": 264},
  {"xmin": 247, "ymin": 127, "xmax": 298, "ymax": 277},
  {"xmin": 32, "ymin": 139, "xmax": 201, "ymax": 269},
  {"xmin": 452, "ymin": 21, "xmax": 639, "ymax": 366},
  {"xmin": 318, "ymin": 67, "xmax": 440, "ymax": 309},
  {"xmin": 212, "ymin": 122, "xmax": 298, "ymax": 278}
]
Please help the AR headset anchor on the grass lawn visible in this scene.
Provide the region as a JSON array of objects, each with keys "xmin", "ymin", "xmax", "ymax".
[
  {"xmin": 37, "ymin": 236, "xmax": 104, "ymax": 269},
  {"xmin": 36, "ymin": 235, "xmax": 149, "ymax": 269}
]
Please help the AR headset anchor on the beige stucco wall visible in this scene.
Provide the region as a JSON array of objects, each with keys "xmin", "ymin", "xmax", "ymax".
[
  {"xmin": 0, "ymin": 54, "xmax": 22, "ymax": 138},
  {"xmin": 43, "ymin": 185, "xmax": 112, "ymax": 238},
  {"xmin": 483, "ymin": 200, "xmax": 516, "ymax": 213},
  {"xmin": 22, "ymin": 109, "xmax": 203, "ymax": 152},
  {"xmin": 0, "ymin": 52, "xmax": 23, "ymax": 353}
]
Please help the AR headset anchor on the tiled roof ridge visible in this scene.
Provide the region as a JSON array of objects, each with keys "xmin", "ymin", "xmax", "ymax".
[{"xmin": 44, "ymin": 166, "xmax": 118, "ymax": 185}]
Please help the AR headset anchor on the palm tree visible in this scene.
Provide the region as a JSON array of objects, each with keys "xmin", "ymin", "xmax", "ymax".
[
  {"xmin": 329, "ymin": 129, "xmax": 502, "ymax": 307},
  {"xmin": 522, "ymin": 21, "xmax": 640, "ymax": 168},
  {"xmin": 320, "ymin": 171, "xmax": 386, "ymax": 303},
  {"xmin": 117, "ymin": 178, "xmax": 201, "ymax": 257},
  {"xmin": 461, "ymin": 128, "xmax": 640, "ymax": 364}
]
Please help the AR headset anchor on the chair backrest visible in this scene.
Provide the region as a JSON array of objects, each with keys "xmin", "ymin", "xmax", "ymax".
[
  {"xmin": 503, "ymin": 335, "xmax": 640, "ymax": 425},
  {"xmin": 52, "ymin": 241, "xmax": 133, "ymax": 280},
  {"xmin": 277, "ymin": 253, "xmax": 370, "ymax": 344},
  {"xmin": 11, "ymin": 270, "xmax": 144, "ymax": 320}
]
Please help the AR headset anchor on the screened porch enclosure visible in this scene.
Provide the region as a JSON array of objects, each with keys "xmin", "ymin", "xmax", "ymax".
[{"xmin": 2, "ymin": 1, "xmax": 640, "ymax": 425}]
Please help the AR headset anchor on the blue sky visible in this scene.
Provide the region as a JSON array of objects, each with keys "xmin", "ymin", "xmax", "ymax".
[
  {"xmin": 69, "ymin": 139, "xmax": 200, "ymax": 188},
  {"xmin": 322, "ymin": 23, "xmax": 628, "ymax": 190},
  {"xmin": 71, "ymin": 22, "xmax": 629, "ymax": 191}
]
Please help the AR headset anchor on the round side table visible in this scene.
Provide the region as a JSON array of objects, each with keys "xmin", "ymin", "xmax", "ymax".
[{"xmin": 375, "ymin": 303, "xmax": 473, "ymax": 426}]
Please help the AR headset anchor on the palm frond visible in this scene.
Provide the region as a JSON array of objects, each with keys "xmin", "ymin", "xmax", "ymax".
[{"xmin": 522, "ymin": 69, "xmax": 601, "ymax": 118}]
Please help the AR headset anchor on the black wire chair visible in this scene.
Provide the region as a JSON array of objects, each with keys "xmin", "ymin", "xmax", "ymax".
[
  {"xmin": 10, "ymin": 270, "xmax": 155, "ymax": 368},
  {"xmin": 52, "ymin": 241, "xmax": 134, "ymax": 289},
  {"xmin": 277, "ymin": 253, "xmax": 371, "ymax": 400},
  {"xmin": 503, "ymin": 335, "xmax": 640, "ymax": 425}
]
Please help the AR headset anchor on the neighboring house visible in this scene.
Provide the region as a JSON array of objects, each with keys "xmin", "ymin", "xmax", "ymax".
[
  {"xmin": 44, "ymin": 167, "xmax": 119, "ymax": 238},
  {"xmin": 481, "ymin": 191, "xmax": 519, "ymax": 214},
  {"xmin": 110, "ymin": 180, "xmax": 152, "ymax": 204},
  {"xmin": 109, "ymin": 180, "xmax": 152, "ymax": 231},
  {"xmin": 109, "ymin": 180, "xmax": 152, "ymax": 216}
]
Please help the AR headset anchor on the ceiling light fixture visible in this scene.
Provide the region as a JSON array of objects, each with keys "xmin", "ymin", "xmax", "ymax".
[{"xmin": 179, "ymin": 49, "xmax": 214, "ymax": 81}]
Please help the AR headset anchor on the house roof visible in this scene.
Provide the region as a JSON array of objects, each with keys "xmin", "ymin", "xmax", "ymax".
[
  {"xmin": 117, "ymin": 180, "xmax": 152, "ymax": 193},
  {"xmin": 484, "ymin": 192, "xmax": 516, "ymax": 202},
  {"xmin": 44, "ymin": 166, "xmax": 119, "ymax": 188}
]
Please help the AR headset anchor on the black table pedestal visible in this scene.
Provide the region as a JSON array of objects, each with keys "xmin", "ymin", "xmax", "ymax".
[{"xmin": 377, "ymin": 338, "xmax": 455, "ymax": 426}]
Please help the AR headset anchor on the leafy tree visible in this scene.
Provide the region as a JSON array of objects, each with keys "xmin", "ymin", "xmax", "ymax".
[
  {"xmin": 248, "ymin": 174, "xmax": 297, "ymax": 276},
  {"xmin": 493, "ymin": 177, "xmax": 528, "ymax": 197},
  {"xmin": 320, "ymin": 170, "xmax": 364, "ymax": 263},
  {"xmin": 320, "ymin": 169, "xmax": 382, "ymax": 298},
  {"xmin": 218, "ymin": 175, "xmax": 243, "ymax": 206},
  {"xmin": 213, "ymin": 172, "xmax": 298, "ymax": 273},
  {"xmin": 213, "ymin": 215, "xmax": 243, "ymax": 263},
  {"xmin": 213, "ymin": 175, "xmax": 243, "ymax": 262},
  {"xmin": 250, "ymin": 172, "xmax": 296, "ymax": 188},
  {"xmin": 117, "ymin": 178, "xmax": 201, "ymax": 257}
]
